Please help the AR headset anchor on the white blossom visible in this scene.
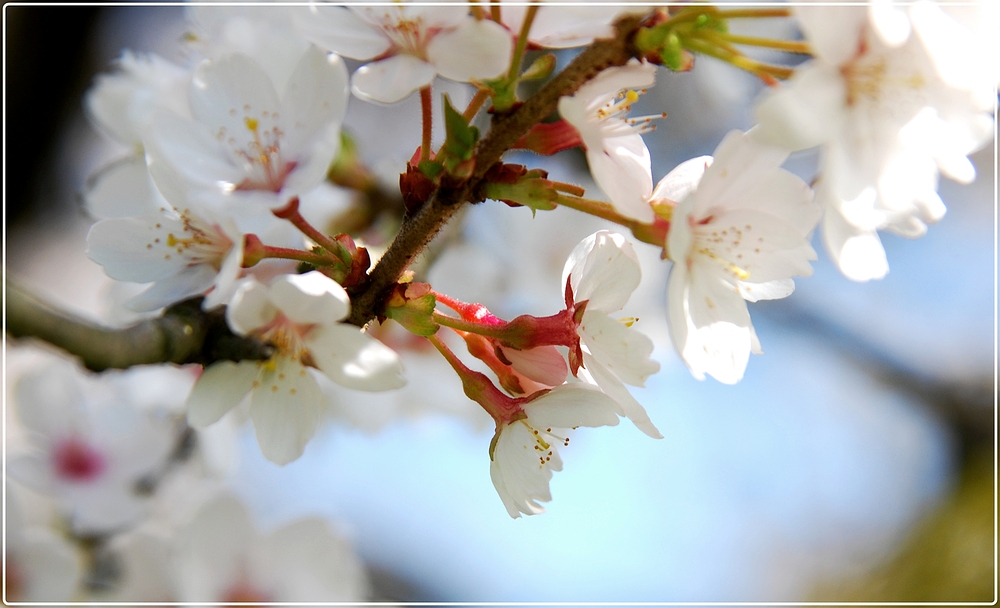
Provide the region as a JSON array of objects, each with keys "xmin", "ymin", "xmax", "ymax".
[
  {"xmin": 559, "ymin": 60, "xmax": 659, "ymax": 223},
  {"xmin": 8, "ymin": 361, "xmax": 177, "ymax": 534},
  {"xmin": 186, "ymin": 272, "xmax": 405, "ymax": 465},
  {"xmin": 662, "ymin": 130, "xmax": 819, "ymax": 384},
  {"xmin": 173, "ymin": 494, "xmax": 367, "ymax": 602},
  {"xmin": 753, "ymin": 4, "xmax": 994, "ymax": 281},
  {"xmin": 497, "ymin": 1, "xmax": 627, "ymax": 49},
  {"xmin": 490, "ymin": 383, "xmax": 620, "ymax": 518},
  {"xmin": 144, "ymin": 46, "xmax": 348, "ymax": 213},
  {"xmin": 563, "ymin": 231, "xmax": 662, "ymax": 438},
  {"xmin": 294, "ymin": 3, "xmax": 512, "ymax": 103},
  {"xmin": 4, "ymin": 492, "xmax": 82, "ymax": 602}
]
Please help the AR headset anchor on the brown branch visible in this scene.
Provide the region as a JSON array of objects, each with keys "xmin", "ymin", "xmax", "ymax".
[
  {"xmin": 346, "ymin": 12, "xmax": 649, "ymax": 327},
  {"xmin": 5, "ymin": 280, "xmax": 272, "ymax": 372}
]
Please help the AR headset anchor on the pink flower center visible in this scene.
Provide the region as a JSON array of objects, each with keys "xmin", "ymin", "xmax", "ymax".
[{"xmin": 52, "ymin": 437, "xmax": 106, "ymax": 482}]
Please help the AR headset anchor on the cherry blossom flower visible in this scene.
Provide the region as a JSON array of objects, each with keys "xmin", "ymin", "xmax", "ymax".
[
  {"xmin": 490, "ymin": 383, "xmax": 621, "ymax": 518},
  {"xmin": 144, "ymin": 46, "xmax": 348, "ymax": 213},
  {"xmin": 753, "ymin": 5, "xmax": 994, "ymax": 281},
  {"xmin": 185, "ymin": 272, "xmax": 405, "ymax": 465},
  {"xmin": 662, "ymin": 130, "xmax": 820, "ymax": 384},
  {"xmin": 8, "ymin": 361, "xmax": 177, "ymax": 533},
  {"xmin": 294, "ymin": 3, "xmax": 512, "ymax": 104},
  {"xmin": 559, "ymin": 60, "xmax": 659, "ymax": 223},
  {"xmin": 86, "ymin": 196, "xmax": 243, "ymax": 312},
  {"xmin": 173, "ymin": 494, "xmax": 367, "ymax": 602},
  {"xmin": 562, "ymin": 231, "xmax": 662, "ymax": 438}
]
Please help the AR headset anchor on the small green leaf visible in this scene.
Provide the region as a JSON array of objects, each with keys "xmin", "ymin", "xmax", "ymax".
[
  {"xmin": 520, "ymin": 53, "xmax": 556, "ymax": 81},
  {"xmin": 385, "ymin": 294, "xmax": 439, "ymax": 337}
]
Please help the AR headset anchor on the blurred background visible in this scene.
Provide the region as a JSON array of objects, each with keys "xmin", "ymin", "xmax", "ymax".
[{"xmin": 5, "ymin": 5, "xmax": 995, "ymax": 603}]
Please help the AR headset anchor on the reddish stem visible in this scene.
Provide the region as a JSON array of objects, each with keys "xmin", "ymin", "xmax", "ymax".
[{"xmin": 420, "ymin": 86, "xmax": 433, "ymax": 163}]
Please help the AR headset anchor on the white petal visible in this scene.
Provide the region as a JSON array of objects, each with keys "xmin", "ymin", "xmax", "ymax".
[
  {"xmin": 189, "ymin": 54, "xmax": 281, "ymax": 147},
  {"xmin": 491, "ymin": 422, "xmax": 553, "ymax": 517},
  {"xmin": 125, "ymin": 264, "xmax": 219, "ymax": 312},
  {"xmin": 795, "ymin": 5, "xmax": 868, "ymax": 65},
  {"xmin": 293, "ymin": 5, "xmax": 391, "ymax": 60},
  {"xmin": 499, "ymin": 346, "xmax": 568, "ymax": 387},
  {"xmin": 83, "ymin": 155, "xmax": 161, "ymax": 219},
  {"xmin": 579, "ymin": 310, "xmax": 660, "ymax": 386},
  {"xmin": 13, "ymin": 529, "xmax": 82, "ymax": 602},
  {"xmin": 869, "ymin": 0, "xmax": 912, "ymax": 47},
  {"xmin": 86, "ymin": 214, "xmax": 190, "ymax": 282},
  {"xmin": 258, "ymin": 519, "xmax": 367, "ymax": 602},
  {"xmin": 563, "ymin": 231, "xmax": 641, "ymax": 312},
  {"xmin": 524, "ymin": 383, "xmax": 620, "ymax": 429},
  {"xmin": 738, "ymin": 278, "xmax": 795, "ymax": 303},
  {"xmin": 427, "ymin": 17, "xmax": 512, "ymax": 82},
  {"xmin": 226, "ymin": 279, "xmax": 277, "ymax": 335},
  {"xmin": 752, "ymin": 62, "xmax": 847, "ymax": 151},
  {"xmin": 145, "ymin": 111, "xmax": 243, "ymax": 191},
  {"xmin": 306, "ymin": 324, "xmax": 405, "ymax": 391},
  {"xmin": 701, "ymin": 209, "xmax": 817, "ymax": 284},
  {"xmin": 582, "ymin": 352, "xmax": 662, "ymax": 439},
  {"xmin": 186, "ymin": 361, "xmax": 258, "ymax": 427},
  {"xmin": 270, "ymin": 271, "xmax": 351, "ymax": 325},
  {"xmin": 175, "ymin": 494, "xmax": 256, "ymax": 602},
  {"xmin": 822, "ymin": 205, "xmax": 889, "ymax": 282},
  {"xmin": 527, "ymin": 5, "xmax": 622, "ymax": 48},
  {"xmin": 249, "ymin": 359, "xmax": 323, "ymax": 465},
  {"xmin": 202, "ymin": 236, "xmax": 245, "ymax": 310},
  {"xmin": 650, "ymin": 156, "xmax": 710, "ymax": 205},
  {"xmin": 278, "ymin": 46, "xmax": 349, "ymax": 159},
  {"xmin": 587, "ymin": 134, "xmax": 654, "ymax": 222},
  {"xmin": 350, "ymin": 55, "xmax": 437, "ymax": 104}
]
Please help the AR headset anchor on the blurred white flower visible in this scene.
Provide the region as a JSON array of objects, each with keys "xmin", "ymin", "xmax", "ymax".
[
  {"xmin": 563, "ymin": 231, "xmax": 662, "ymax": 438},
  {"xmin": 662, "ymin": 130, "xmax": 819, "ymax": 384},
  {"xmin": 5, "ymin": 492, "xmax": 82, "ymax": 602},
  {"xmin": 753, "ymin": 4, "xmax": 994, "ymax": 281},
  {"xmin": 490, "ymin": 383, "xmax": 620, "ymax": 518},
  {"xmin": 86, "ymin": 199, "xmax": 243, "ymax": 312},
  {"xmin": 294, "ymin": 3, "xmax": 512, "ymax": 103},
  {"xmin": 145, "ymin": 47, "xmax": 348, "ymax": 213},
  {"xmin": 497, "ymin": 1, "xmax": 626, "ymax": 49},
  {"xmin": 558, "ymin": 60, "xmax": 658, "ymax": 223},
  {"xmin": 173, "ymin": 494, "xmax": 367, "ymax": 602},
  {"xmin": 186, "ymin": 272, "xmax": 405, "ymax": 465},
  {"xmin": 9, "ymin": 361, "xmax": 177, "ymax": 534}
]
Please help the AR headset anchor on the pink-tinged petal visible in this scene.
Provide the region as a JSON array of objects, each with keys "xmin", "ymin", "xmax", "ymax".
[
  {"xmin": 125, "ymin": 264, "xmax": 219, "ymax": 313},
  {"xmin": 249, "ymin": 359, "xmax": 323, "ymax": 465},
  {"xmin": 587, "ymin": 133, "xmax": 654, "ymax": 222},
  {"xmin": 524, "ymin": 383, "xmax": 620, "ymax": 430},
  {"xmin": 822, "ymin": 205, "xmax": 889, "ymax": 282},
  {"xmin": 226, "ymin": 280, "xmax": 277, "ymax": 335},
  {"xmin": 270, "ymin": 271, "xmax": 350, "ymax": 325},
  {"xmin": 186, "ymin": 361, "xmax": 259, "ymax": 427},
  {"xmin": 395, "ymin": 4, "xmax": 469, "ymax": 29},
  {"xmin": 278, "ymin": 46, "xmax": 349, "ymax": 159},
  {"xmin": 579, "ymin": 310, "xmax": 659, "ymax": 386},
  {"xmin": 752, "ymin": 62, "xmax": 847, "ymax": 151},
  {"xmin": 86, "ymin": 214, "xmax": 190, "ymax": 282},
  {"xmin": 306, "ymin": 324, "xmax": 405, "ymax": 391},
  {"xmin": 428, "ymin": 18, "xmax": 512, "ymax": 82},
  {"xmin": 294, "ymin": 5, "xmax": 391, "ymax": 60},
  {"xmin": 650, "ymin": 156, "xmax": 710, "ymax": 205},
  {"xmin": 563, "ymin": 231, "xmax": 641, "ymax": 312},
  {"xmin": 582, "ymin": 352, "xmax": 662, "ymax": 439},
  {"xmin": 350, "ymin": 55, "xmax": 437, "ymax": 104},
  {"xmin": 189, "ymin": 54, "xmax": 281, "ymax": 145},
  {"xmin": 83, "ymin": 156, "xmax": 161, "ymax": 219},
  {"xmin": 500, "ymin": 345, "xmax": 568, "ymax": 387},
  {"xmin": 175, "ymin": 494, "xmax": 256, "ymax": 602},
  {"xmin": 738, "ymin": 279, "xmax": 795, "ymax": 303}
]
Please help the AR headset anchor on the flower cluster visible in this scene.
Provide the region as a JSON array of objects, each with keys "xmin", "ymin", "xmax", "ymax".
[{"xmin": 67, "ymin": 0, "xmax": 995, "ymax": 530}]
